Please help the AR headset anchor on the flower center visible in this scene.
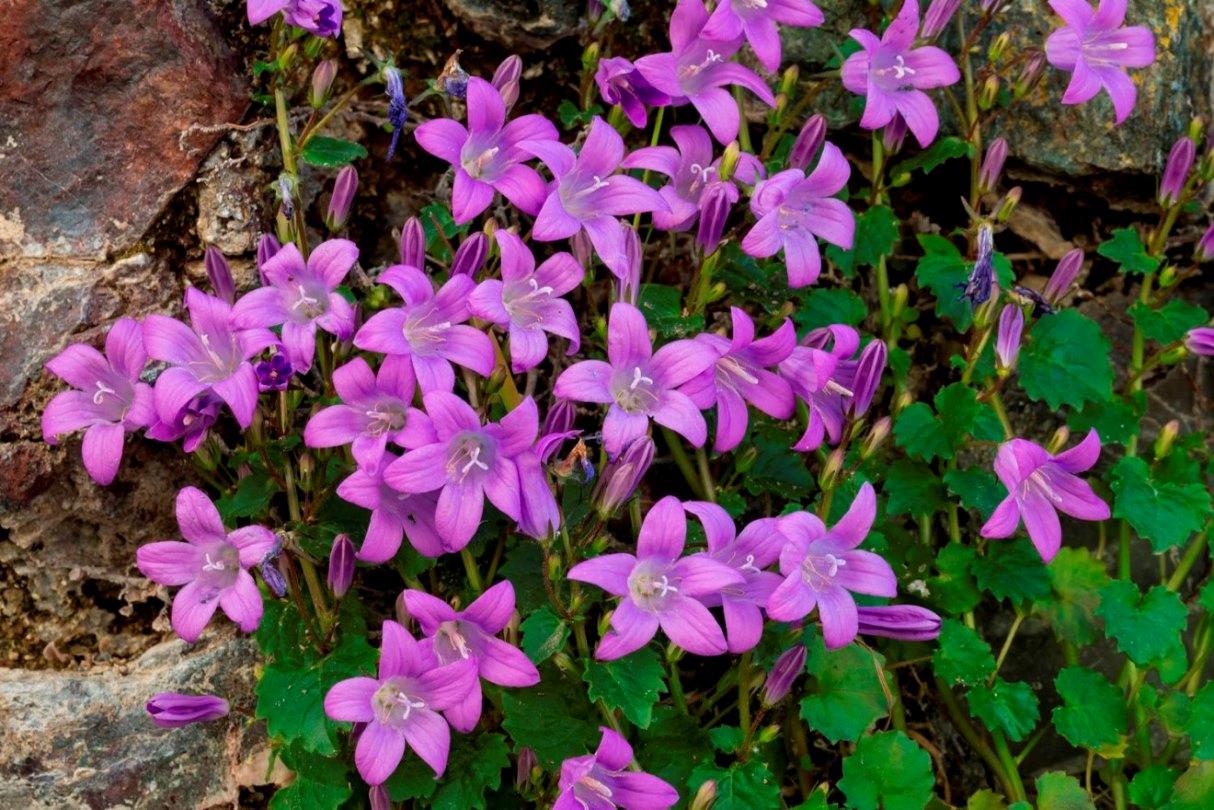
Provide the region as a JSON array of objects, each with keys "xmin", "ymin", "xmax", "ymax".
[
  {"xmin": 717, "ymin": 355, "xmax": 760, "ymax": 387},
  {"xmin": 800, "ymin": 552, "xmax": 846, "ymax": 590},
  {"xmin": 445, "ymin": 433, "xmax": 493, "ymax": 482},
  {"xmin": 438, "ymin": 621, "xmax": 472, "ymax": 662},
  {"xmin": 1025, "ymin": 468, "xmax": 1065, "ymax": 505},
  {"xmin": 740, "ymin": 0, "xmax": 768, "ymax": 9},
  {"xmin": 628, "ymin": 564, "xmax": 679, "ymax": 612},
  {"xmin": 373, "ymin": 679, "xmax": 427, "ymax": 728},
  {"xmin": 403, "ymin": 309, "xmax": 453, "ymax": 355},
  {"xmin": 191, "ymin": 332, "xmax": 239, "ymax": 383},
  {"xmin": 740, "ymin": 554, "xmax": 761, "ymax": 574},
  {"xmin": 679, "ymin": 49, "xmax": 724, "ymax": 81},
  {"xmin": 576, "ymin": 773, "xmax": 615, "ymax": 802},
  {"xmin": 291, "ymin": 284, "xmax": 327, "ymax": 320},
  {"xmin": 688, "ymin": 162, "xmax": 716, "ymax": 195},
  {"xmin": 93, "ymin": 381, "xmax": 119, "ymax": 405},
  {"xmin": 822, "ymin": 379, "xmax": 855, "ymax": 397},
  {"xmin": 464, "ymin": 146, "xmax": 500, "ymax": 180},
  {"xmin": 504, "ymin": 278, "xmax": 555, "ymax": 327},
  {"xmin": 1084, "ymin": 33, "xmax": 1132, "ymax": 67},
  {"xmin": 199, "ymin": 543, "xmax": 241, "ymax": 589},
  {"xmin": 364, "ymin": 404, "xmax": 406, "ymax": 436},
  {"xmin": 612, "ymin": 366, "xmax": 658, "ymax": 413}
]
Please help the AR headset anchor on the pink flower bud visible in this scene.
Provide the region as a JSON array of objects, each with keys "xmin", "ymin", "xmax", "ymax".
[
  {"xmin": 325, "ymin": 165, "xmax": 358, "ymax": 231},
  {"xmin": 850, "ymin": 339, "xmax": 887, "ymax": 417},
  {"xmin": 146, "ymin": 693, "xmax": 230, "ymax": 728},
  {"xmin": 592, "ymin": 436, "xmax": 653, "ymax": 515},
  {"xmin": 1044, "ymin": 248, "xmax": 1084, "ymax": 305},
  {"xmin": 310, "ymin": 59, "xmax": 338, "ymax": 108},
  {"xmin": 882, "ymin": 114, "xmax": 908, "ymax": 153},
  {"xmin": 328, "ymin": 534, "xmax": 355, "ymax": 597},
  {"xmin": 1197, "ymin": 222, "xmax": 1214, "ymax": 262},
  {"xmin": 788, "ymin": 114, "xmax": 826, "ymax": 171},
  {"xmin": 979, "ymin": 137, "xmax": 1008, "ymax": 195},
  {"xmin": 619, "ymin": 225, "xmax": 642, "ymax": 305},
  {"xmin": 1185, "ymin": 326, "xmax": 1214, "ymax": 357},
  {"xmin": 763, "ymin": 643, "xmax": 807, "ymax": 706},
  {"xmin": 493, "ymin": 55, "xmax": 523, "ymax": 111},
  {"xmin": 696, "ymin": 183, "xmax": 732, "ymax": 253},
  {"xmin": 369, "ymin": 785, "xmax": 390, "ymax": 810},
  {"xmin": 1159, "ymin": 136, "xmax": 1195, "ymax": 208},
  {"xmin": 996, "ymin": 304, "xmax": 1024, "ymax": 371},
  {"xmin": 256, "ymin": 234, "xmax": 281, "ymax": 285},
  {"xmin": 451, "ymin": 232, "xmax": 489, "ymax": 278},
  {"xmin": 400, "ymin": 216, "xmax": 425, "ymax": 269},
  {"xmin": 922, "ymin": 0, "xmax": 962, "ymax": 40},
  {"xmin": 204, "ymin": 246, "xmax": 236, "ymax": 304},
  {"xmin": 856, "ymin": 605, "xmax": 942, "ymax": 641},
  {"xmin": 516, "ymin": 747, "xmax": 538, "ymax": 788},
  {"xmin": 571, "ymin": 229, "xmax": 594, "ymax": 269}
]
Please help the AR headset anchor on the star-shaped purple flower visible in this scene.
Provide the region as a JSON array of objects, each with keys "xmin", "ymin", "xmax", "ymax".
[
  {"xmin": 777, "ymin": 325, "xmax": 861, "ymax": 452},
  {"xmin": 231, "ymin": 239, "xmax": 358, "ymax": 373},
  {"xmin": 595, "ymin": 56, "xmax": 672, "ymax": 129},
  {"xmin": 980, "ymin": 430, "xmax": 1110, "ymax": 562},
  {"xmin": 468, "ymin": 231, "xmax": 582, "ymax": 373},
  {"xmin": 568, "ymin": 496, "xmax": 745, "ymax": 659},
  {"xmin": 766, "ymin": 483, "xmax": 898, "ymax": 649},
  {"xmin": 742, "ymin": 143, "xmax": 855, "ymax": 288},
  {"xmin": 554, "ymin": 727, "xmax": 679, "ymax": 810},
  {"xmin": 336, "ymin": 451, "xmax": 444, "ymax": 561},
  {"xmin": 554, "ymin": 302, "xmax": 717, "ymax": 459},
  {"xmin": 1045, "ymin": 0, "xmax": 1155, "ymax": 124},
  {"xmin": 136, "ymin": 487, "xmax": 278, "ymax": 642},
  {"xmin": 621, "ymin": 124, "xmax": 743, "ymax": 233},
  {"xmin": 324, "ymin": 620, "xmax": 478, "ymax": 784},
  {"xmin": 701, "ymin": 0, "xmax": 824, "ymax": 74},
  {"xmin": 841, "ymin": 0, "xmax": 961, "ymax": 147},
  {"xmin": 402, "ymin": 580, "xmax": 540, "ymax": 732},
  {"xmin": 42, "ymin": 318, "xmax": 155, "ymax": 485},
  {"xmin": 522, "ymin": 117, "xmax": 667, "ymax": 279},
  {"xmin": 415, "ymin": 77, "xmax": 559, "ymax": 224}
]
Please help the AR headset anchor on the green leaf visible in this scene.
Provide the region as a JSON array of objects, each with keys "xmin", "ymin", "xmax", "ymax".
[
  {"xmin": 1130, "ymin": 300, "xmax": 1209, "ymax": 345},
  {"xmin": 216, "ymin": 469, "xmax": 278, "ymax": 522},
  {"xmin": 1096, "ymin": 580, "xmax": 1188, "ymax": 667},
  {"xmin": 1187, "ymin": 681, "xmax": 1214, "ymax": 760},
  {"xmin": 708, "ymin": 725, "xmax": 746, "ymax": 753},
  {"xmin": 1066, "ymin": 394, "xmax": 1145, "ymax": 447},
  {"xmin": 838, "ymin": 731, "xmax": 935, "ymax": 810},
  {"xmin": 256, "ymin": 600, "xmax": 315, "ymax": 668},
  {"xmin": 967, "ymin": 678, "xmax": 1039, "ymax": 742},
  {"xmin": 1035, "ymin": 771, "xmax": 1096, "ymax": 809},
  {"xmin": 1110, "ymin": 456, "xmax": 1211, "ymax": 552},
  {"xmin": 501, "ymin": 664, "xmax": 599, "ymax": 767},
  {"xmin": 299, "ymin": 136, "xmax": 368, "ymax": 167},
  {"xmin": 557, "ymin": 100, "xmax": 602, "ymax": 130},
  {"xmin": 894, "ymin": 402, "xmax": 952, "ymax": 462},
  {"xmin": 1052, "ymin": 666, "xmax": 1128, "ymax": 752},
  {"xmin": 520, "ymin": 607, "xmax": 569, "ymax": 665},
  {"xmin": 927, "ymin": 543, "xmax": 981, "ymax": 614},
  {"xmin": 967, "ymin": 789, "xmax": 1010, "ymax": 810},
  {"xmin": 1020, "ymin": 310, "xmax": 1114, "ymax": 410},
  {"xmin": 1166, "ymin": 761, "xmax": 1214, "ymax": 809},
  {"xmin": 584, "ymin": 646, "xmax": 666, "ymax": 729},
  {"xmin": 256, "ymin": 662, "xmax": 336, "ymax": 755},
  {"xmin": 933, "ymin": 619, "xmax": 996, "ymax": 687},
  {"xmin": 826, "ymin": 205, "xmax": 899, "ymax": 276},
  {"xmin": 638, "ymin": 283, "xmax": 705, "ymax": 338},
  {"xmin": 972, "ymin": 539, "xmax": 1051, "ymax": 604},
  {"xmin": 915, "ymin": 234, "xmax": 976, "ymax": 331},
  {"xmin": 688, "ymin": 758, "xmax": 782, "ymax": 810},
  {"xmin": 1129, "ymin": 765, "xmax": 1179, "ymax": 808},
  {"xmin": 384, "ymin": 753, "xmax": 439, "ymax": 802},
  {"xmin": 746, "ymin": 431, "xmax": 815, "ymax": 500},
  {"xmin": 271, "ymin": 742, "xmax": 353, "ymax": 810},
  {"xmin": 1098, "ymin": 228, "xmax": 1161, "ymax": 275},
  {"xmin": 635, "ymin": 706, "xmax": 714, "ymax": 795},
  {"xmin": 1033, "ymin": 548, "xmax": 1111, "ymax": 645},
  {"xmin": 429, "ymin": 733, "xmax": 509, "ymax": 810},
  {"xmin": 419, "ymin": 202, "xmax": 469, "ymax": 263},
  {"xmin": 882, "ymin": 460, "xmax": 948, "ymax": 517},
  {"xmin": 498, "ymin": 542, "xmax": 548, "ymax": 615},
  {"xmin": 800, "ymin": 633, "xmax": 889, "ymax": 743},
  {"xmin": 935, "ymin": 383, "xmax": 990, "ymax": 449},
  {"xmin": 795, "ymin": 287, "xmax": 868, "ymax": 332},
  {"xmin": 889, "ymin": 136, "xmax": 972, "ymax": 179},
  {"xmin": 944, "ymin": 467, "xmax": 1004, "ymax": 516}
]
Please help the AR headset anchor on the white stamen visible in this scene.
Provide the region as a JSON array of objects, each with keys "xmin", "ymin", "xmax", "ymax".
[
  {"xmin": 527, "ymin": 278, "xmax": 555, "ymax": 297},
  {"xmin": 93, "ymin": 381, "xmax": 118, "ymax": 405},
  {"xmin": 589, "ymin": 175, "xmax": 610, "ymax": 192},
  {"xmin": 578, "ymin": 775, "xmax": 615, "ymax": 799},
  {"xmin": 461, "ymin": 446, "xmax": 490, "ymax": 474},
  {"xmin": 740, "ymin": 554, "xmax": 761, "ymax": 574},
  {"xmin": 821, "ymin": 553, "xmax": 846, "ymax": 578},
  {"xmin": 891, "ymin": 54, "xmax": 916, "ymax": 80},
  {"xmin": 704, "ymin": 49, "xmax": 723, "ymax": 65},
  {"xmin": 202, "ymin": 553, "xmax": 226, "ymax": 572},
  {"xmin": 1107, "ymin": 42, "xmax": 1129, "ymax": 50},
  {"xmin": 823, "ymin": 380, "xmax": 855, "ymax": 397},
  {"xmin": 630, "ymin": 366, "xmax": 654, "ymax": 390}
]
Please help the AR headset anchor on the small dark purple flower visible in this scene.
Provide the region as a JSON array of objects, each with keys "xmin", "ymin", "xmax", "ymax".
[
  {"xmin": 385, "ymin": 67, "xmax": 407, "ymax": 161},
  {"xmin": 536, "ymin": 400, "xmax": 580, "ymax": 464},
  {"xmin": 958, "ymin": 224, "xmax": 996, "ymax": 306},
  {"xmin": 205, "ymin": 247, "xmax": 236, "ymax": 304},
  {"xmin": 328, "ymin": 533, "xmax": 355, "ymax": 597},
  {"xmin": 145, "ymin": 392, "xmax": 224, "ymax": 453},
  {"xmin": 1159, "ymin": 135, "xmax": 1195, "ymax": 208},
  {"xmin": 856, "ymin": 605, "xmax": 942, "ymax": 641},
  {"xmin": 595, "ymin": 56, "xmax": 672, "ymax": 129},
  {"xmin": 438, "ymin": 51, "xmax": 470, "ymax": 99},
  {"xmin": 763, "ymin": 643, "xmax": 807, "ymax": 705},
  {"xmin": 255, "ymin": 353, "xmax": 293, "ymax": 392},
  {"xmin": 326, "ymin": 166, "xmax": 358, "ymax": 231},
  {"xmin": 146, "ymin": 693, "xmax": 230, "ymax": 728},
  {"xmin": 1011, "ymin": 285, "xmax": 1057, "ymax": 315},
  {"xmin": 259, "ymin": 553, "xmax": 288, "ymax": 598}
]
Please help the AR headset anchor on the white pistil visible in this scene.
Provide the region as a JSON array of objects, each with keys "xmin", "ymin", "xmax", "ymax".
[
  {"xmin": 823, "ymin": 380, "xmax": 855, "ymax": 397},
  {"xmin": 589, "ymin": 175, "xmax": 610, "ymax": 192},
  {"xmin": 393, "ymin": 693, "xmax": 427, "ymax": 720},
  {"xmin": 293, "ymin": 285, "xmax": 320, "ymax": 313},
  {"xmin": 740, "ymin": 554, "xmax": 761, "ymax": 574},
  {"xmin": 525, "ymin": 278, "xmax": 555, "ymax": 297},
  {"xmin": 655, "ymin": 575, "xmax": 677, "ymax": 597},
  {"xmin": 629, "ymin": 366, "xmax": 654, "ymax": 390},
  {"xmin": 93, "ymin": 381, "xmax": 118, "ymax": 405},
  {"xmin": 821, "ymin": 553, "xmax": 846, "ymax": 577},
  {"xmin": 461, "ymin": 446, "xmax": 490, "ymax": 475},
  {"xmin": 891, "ymin": 54, "xmax": 916, "ymax": 80},
  {"xmin": 1027, "ymin": 468, "xmax": 1064, "ymax": 504},
  {"xmin": 579, "ymin": 775, "xmax": 615, "ymax": 799},
  {"xmin": 202, "ymin": 553, "xmax": 226, "ymax": 572}
]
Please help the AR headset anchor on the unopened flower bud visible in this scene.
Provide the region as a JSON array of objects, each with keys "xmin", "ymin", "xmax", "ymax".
[
  {"xmin": 591, "ymin": 533, "xmax": 611, "ymax": 554},
  {"xmin": 893, "ymin": 391, "xmax": 914, "ymax": 416},
  {"xmin": 369, "ymin": 785, "xmax": 390, "ymax": 810},
  {"xmin": 593, "ymin": 436, "xmax": 654, "ymax": 516},
  {"xmin": 485, "ymin": 365, "xmax": 508, "ymax": 395},
  {"xmin": 1014, "ymin": 51, "xmax": 1047, "ymax": 98},
  {"xmin": 892, "ymin": 283, "xmax": 909, "ymax": 320},
  {"xmin": 818, "ymin": 449, "xmax": 844, "ymax": 491},
  {"xmin": 325, "ymin": 165, "xmax": 358, "ymax": 231},
  {"xmin": 146, "ymin": 693, "xmax": 230, "ymax": 728},
  {"xmin": 689, "ymin": 779, "xmax": 718, "ymax": 810},
  {"xmin": 204, "ymin": 246, "xmax": 236, "ymax": 304},
  {"xmin": 547, "ymin": 554, "xmax": 563, "ymax": 582},
  {"xmin": 882, "ymin": 114, "xmax": 908, "ymax": 153},
  {"xmin": 779, "ymin": 64, "xmax": 799, "ymax": 97},
  {"xmin": 1185, "ymin": 326, "xmax": 1214, "ymax": 356},
  {"xmin": 310, "ymin": 59, "xmax": 338, "ymax": 108},
  {"xmin": 861, "ymin": 416, "xmax": 892, "ymax": 460},
  {"xmin": 438, "ymin": 51, "xmax": 469, "ymax": 99},
  {"xmin": 516, "ymin": 747, "xmax": 538, "ymax": 789},
  {"xmin": 757, "ymin": 724, "xmax": 781, "ymax": 745},
  {"xmin": 618, "ymin": 225, "xmax": 642, "ymax": 304},
  {"xmin": 922, "ymin": 0, "xmax": 962, "ymax": 40},
  {"xmin": 996, "ymin": 186, "xmax": 1021, "ymax": 222},
  {"xmin": 1196, "ymin": 224, "xmax": 1214, "ymax": 263},
  {"xmin": 989, "ymin": 32, "xmax": 1011, "ymax": 63},
  {"xmin": 763, "ymin": 643, "xmax": 807, "ymax": 706},
  {"xmin": 1159, "ymin": 135, "xmax": 1195, "ymax": 208},
  {"xmin": 298, "ymin": 452, "xmax": 315, "ymax": 483},
  {"xmin": 856, "ymin": 605, "xmax": 942, "ymax": 641},
  {"xmin": 995, "ymin": 304, "xmax": 1024, "ymax": 374},
  {"xmin": 735, "ymin": 445, "xmax": 758, "ymax": 473},
  {"xmin": 400, "ymin": 216, "xmax": 425, "ymax": 269},
  {"xmin": 1159, "ymin": 265, "xmax": 1178, "ymax": 289},
  {"xmin": 697, "ymin": 183, "xmax": 733, "ymax": 253},
  {"xmin": 1153, "ymin": 419, "xmax": 1180, "ymax": 459},
  {"xmin": 1042, "ymin": 251, "xmax": 1082, "ymax": 307},
  {"xmin": 493, "ymin": 55, "xmax": 523, "ymax": 111},
  {"xmin": 851, "ymin": 339, "xmax": 887, "ymax": 417},
  {"xmin": 582, "ymin": 42, "xmax": 601, "ymax": 74},
  {"xmin": 716, "ymin": 141, "xmax": 741, "ymax": 182},
  {"xmin": 979, "ymin": 138, "xmax": 1008, "ymax": 196},
  {"xmin": 788, "ymin": 114, "xmax": 826, "ymax": 172},
  {"xmin": 1044, "ymin": 426, "xmax": 1070, "ymax": 456},
  {"xmin": 979, "ymin": 76, "xmax": 1000, "ymax": 111},
  {"xmin": 328, "ymin": 534, "xmax": 355, "ymax": 597},
  {"xmin": 451, "ymin": 232, "xmax": 489, "ymax": 278}
]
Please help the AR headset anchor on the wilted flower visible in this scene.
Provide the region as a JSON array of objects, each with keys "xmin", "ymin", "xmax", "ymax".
[
  {"xmin": 437, "ymin": 50, "xmax": 470, "ymax": 99},
  {"xmin": 385, "ymin": 67, "xmax": 407, "ymax": 160},
  {"xmin": 146, "ymin": 693, "xmax": 230, "ymax": 728},
  {"xmin": 958, "ymin": 224, "xmax": 996, "ymax": 306},
  {"xmin": 856, "ymin": 605, "xmax": 942, "ymax": 640},
  {"xmin": 555, "ymin": 727, "xmax": 679, "ymax": 810}
]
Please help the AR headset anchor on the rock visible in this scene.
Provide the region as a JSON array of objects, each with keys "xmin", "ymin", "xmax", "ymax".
[
  {"xmin": 0, "ymin": 634, "xmax": 284, "ymax": 809},
  {"xmin": 441, "ymin": 0, "xmax": 582, "ymax": 51},
  {"xmin": 195, "ymin": 131, "xmax": 274, "ymax": 255}
]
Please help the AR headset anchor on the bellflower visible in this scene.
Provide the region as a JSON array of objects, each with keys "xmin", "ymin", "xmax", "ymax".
[
  {"xmin": 255, "ymin": 353, "xmax": 293, "ymax": 392},
  {"xmin": 635, "ymin": 0, "xmax": 776, "ymax": 145},
  {"xmin": 1044, "ymin": 248, "xmax": 1084, "ymax": 304},
  {"xmin": 922, "ymin": 0, "xmax": 962, "ymax": 40},
  {"xmin": 568, "ymin": 497, "xmax": 744, "ymax": 659},
  {"xmin": 1045, "ymin": 0, "xmax": 1155, "ymax": 124},
  {"xmin": 336, "ymin": 451, "xmax": 444, "ymax": 561},
  {"xmin": 681, "ymin": 307, "xmax": 797, "ymax": 452},
  {"xmin": 701, "ymin": 0, "xmax": 824, "ymax": 74},
  {"xmin": 304, "ymin": 356, "xmax": 435, "ymax": 475},
  {"xmin": 326, "ymin": 166, "xmax": 358, "ymax": 230},
  {"xmin": 595, "ymin": 56, "xmax": 672, "ymax": 129},
  {"xmin": 247, "ymin": 0, "xmax": 342, "ymax": 37},
  {"xmin": 385, "ymin": 68, "xmax": 407, "ymax": 160},
  {"xmin": 767, "ymin": 483, "xmax": 898, "ymax": 649},
  {"xmin": 42, "ymin": 318, "xmax": 155, "ymax": 486},
  {"xmin": 554, "ymin": 727, "xmax": 679, "ymax": 810},
  {"xmin": 136, "ymin": 487, "xmax": 277, "ymax": 642},
  {"xmin": 841, "ymin": 0, "xmax": 961, "ymax": 147},
  {"xmin": 980, "ymin": 430, "xmax": 1110, "ymax": 562},
  {"xmin": 591, "ymin": 436, "xmax": 655, "ymax": 516},
  {"xmin": 468, "ymin": 231, "xmax": 582, "ymax": 372},
  {"xmin": 742, "ymin": 143, "xmax": 855, "ymax": 288},
  {"xmin": 402, "ymin": 581, "xmax": 540, "ymax": 732},
  {"xmin": 684, "ymin": 502, "xmax": 785, "ymax": 653},
  {"xmin": 323, "ymin": 621, "xmax": 478, "ymax": 784},
  {"xmin": 143, "ymin": 289, "xmax": 276, "ymax": 430},
  {"xmin": 778, "ymin": 324, "xmax": 860, "ymax": 452},
  {"xmin": 621, "ymin": 124, "xmax": 739, "ymax": 233},
  {"xmin": 856, "ymin": 604, "xmax": 943, "ymax": 641},
  {"xmin": 415, "ymin": 77, "xmax": 559, "ymax": 224},
  {"xmin": 384, "ymin": 394, "xmax": 552, "ymax": 551},
  {"xmin": 493, "ymin": 55, "xmax": 523, "ymax": 111},
  {"xmin": 231, "ymin": 239, "xmax": 358, "ymax": 373},
  {"xmin": 146, "ymin": 693, "xmax": 230, "ymax": 728},
  {"xmin": 996, "ymin": 304, "xmax": 1024, "ymax": 371},
  {"xmin": 763, "ymin": 644, "xmax": 807, "ymax": 705},
  {"xmin": 979, "ymin": 137, "xmax": 1008, "ymax": 195},
  {"xmin": 145, "ymin": 392, "xmax": 224, "ymax": 453},
  {"xmin": 553, "ymin": 302, "xmax": 717, "ymax": 458},
  {"xmin": 522, "ymin": 117, "xmax": 667, "ymax": 279},
  {"xmin": 1186, "ymin": 326, "xmax": 1214, "ymax": 357},
  {"xmin": 354, "ymin": 265, "xmax": 495, "ymax": 393}
]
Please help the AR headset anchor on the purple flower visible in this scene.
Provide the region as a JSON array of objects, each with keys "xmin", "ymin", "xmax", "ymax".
[
  {"xmin": 1045, "ymin": 248, "xmax": 1084, "ymax": 304},
  {"xmin": 841, "ymin": 0, "xmax": 961, "ymax": 147},
  {"xmin": 922, "ymin": 0, "xmax": 962, "ymax": 40},
  {"xmin": 856, "ymin": 605, "xmax": 942, "ymax": 641},
  {"xmin": 146, "ymin": 693, "xmax": 230, "ymax": 728},
  {"xmin": 327, "ymin": 166, "xmax": 358, "ymax": 230},
  {"xmin": 468, "ymin": 231, "xmax": 582, "ymax": 372},
  {"xmin": 742, "ymin": 143, "xmax": 855, "ymax": 288},
  {"xmin": 701, "ymin": 0, "xmax": 824, "ymax": 74},
  {"xmin": 592, "ymin": 436, "xmax": 655, "ymax": 516},
  {"xmin": 766, "ymin": 483, "xmax": 898, "ymax": 649},
  {"xmin": 255, "ymin": 353, "xmax": 293, "ymax": 392},
  {"xmin": 247, "ymin": 0, "xmax": 342, "ymax": 37},
  {"xmin": 143, "ymin": 289, "xmax": 276, "ymax": 430},
  {"xmin": 621, "ymin": 124, "xmax": 740, "ymax": 233},
  {"xmin": 536, "ymin": 400, "xmax": 580, "ymax": 463},
  {"xmin": 697, "ymin": 182, "xmax": 733, "ymax": 253},
  {"xmin": 205, "ymin": 246, "xmax": 236, "ymax": 304},
  {"xmin": 385, "ymin": 67, "xmax": 407, "ymax": 160},
  {"xmin": 145, "ymin": 392, "xmax": 225, "ymax": 453},
  {"xmin": 763, "ymin": 644, "xmax": 807, "ymax": 705},
  {"xmin": 554, "ymin": 727, "xmax": 679, "ymax": 810},
  {"xmin": 328, "ymin": 533, "xmax": 355, "ymax": 597},
  {"xmin": 354, "ymin": 265, "xmax": 495, "ymax": 393},
  {"xmin": 136, "ymin": 487, "xmax": 277, "ymax": 642},
  {"xmin": 1186, "ymin": 326, "xmax": 1214, "ymax": 356},
  {"xmin": 996, "ymin": 304, "xmax": 1024, "ymax": 371},
  {"xmin": 42, "ymin": 318, "xmax": 155, "ymax": 485},
  {"xmin": 1196, "ymin": 223, "xmax": 1214, "ymax": 263},
  {"xmin": 848, "ymin": 338, "xmax": 886, "ymax": 417},
  {"xmin": 554, "ymin": 302, "xmax": 716, "ymax": 459},
  {"xmin": 324, "ymin": 620, "xmax": 478, "ymax": 784},
  {"xmin": 1159, "ymin": 135, "xmax": 1195, "ymax": 208},
  {"xmin": 257, "ymin": 234, "xmax": 281, "ymax": 283},
  {"xmin": 523, "ymin": 117, "xmax": 667, "ymax": 279},
  {"xmin": 304, "ymin": 356, "xmax": 436, "ymax": 475},
  {"xmin": 1045, "ymin": 0, "xmax": 1155, "ymax": 124},
  {"xmin": 568, "ymin": 496, "xmax": 744, "ymax": 659},
  {"xmin": 402, "ymin": 580, "xmax": 540, "ymax": 732},
  {"xmin": 681, "ymin": 308, "xmax": 797, "ymax": 452},
  {"xmin": 415, "ymin": 77, "xmax": 559, "ymax": 224},
  {"xmin": 400, "ymin": 216, "xmax": 426, "ymax": 269},
  {"xmin": 450, "ymin": 232, "xmax": 490, "ymax": 278},
  {"xmin": 635, "ymin": 0, "xmax": 776, "ymax": 145},
  {"xmin": 979, "ymin": 137, "xmax": 1008, "ymax": 195},
  {"xmin": 384, "ymin": 394, "xmax": 554, "ymax": 551},
  {"xmin": 788, "ymin": 114, "xmax": 827, "ymax": 171},
  {"xmin": 980, "ymin": 430, "xmax": 1110, "ymax": 562},
  {"xmin": 778, "ymin": 325, "xmax": 860, "ymax": 451},
  {"xmin": 336, "ymin": 451, "xmax": 444, "ymax": 561},
  {"xmin": 231, "ymin": 240, "xmax": 358, "ymax": 373},
  {"xmin": 493, "ymin": 55, "xmax": 523, "ymax": 111},
  {"xmin": 958, "ymin": 224, "xmax": 996, "ymax": 306},
  {"xmin": 595, "ymin": 56, "xmax": 672, "ymax": 129},
  {"xmin": 684, "ymin": 502, "xmax": 785, "ymax": 653}
]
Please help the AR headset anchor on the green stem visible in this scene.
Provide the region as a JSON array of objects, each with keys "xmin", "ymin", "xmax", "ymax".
[
  {"xmin": 631, "ymin": 107, "xmax": 665, "ymax": 231},
  {"xmin": 993, "ymin": 611, "xmax": 1025, "ymax": 679},
  {"xmin": 733, "ymin": 85, "xmax": 752, "ymax": 153},
  {"xmin": 669, "ymin": 657, "xmax": 689, "ymax": 714},
  {"xmin": 991, "ymin": 728, "xmax": 1027, "ymax": 802},
  {"xmin": 989, "ymin": 391, "xmax": 1013, "ymax": 440},
  {"xmin": 935, "ymin": 677, "xmax": 1016, "ymax": 799},
  {"xmin": 738, "ymin": 651, "xmax": 752, "ymax": 733},
  {"xmin": 1166, "ymin": 529, "xmax": 1208, "ymax": 591},
  {"xmin": 661, "ymin": 427, "xmax": 706, "ymax": 499},
  {"xmin": 695, "ymin": 446, "xmax": 717, "ymax": 503},
  {"xmin": 460, "ymin": 547, "xmax": 484, "ymax": 594}
]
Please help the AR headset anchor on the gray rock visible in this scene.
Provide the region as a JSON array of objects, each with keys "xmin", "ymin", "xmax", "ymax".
[{"xmin": 442, "ymin": 0, "xmax": 583, "ymax": 50}]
